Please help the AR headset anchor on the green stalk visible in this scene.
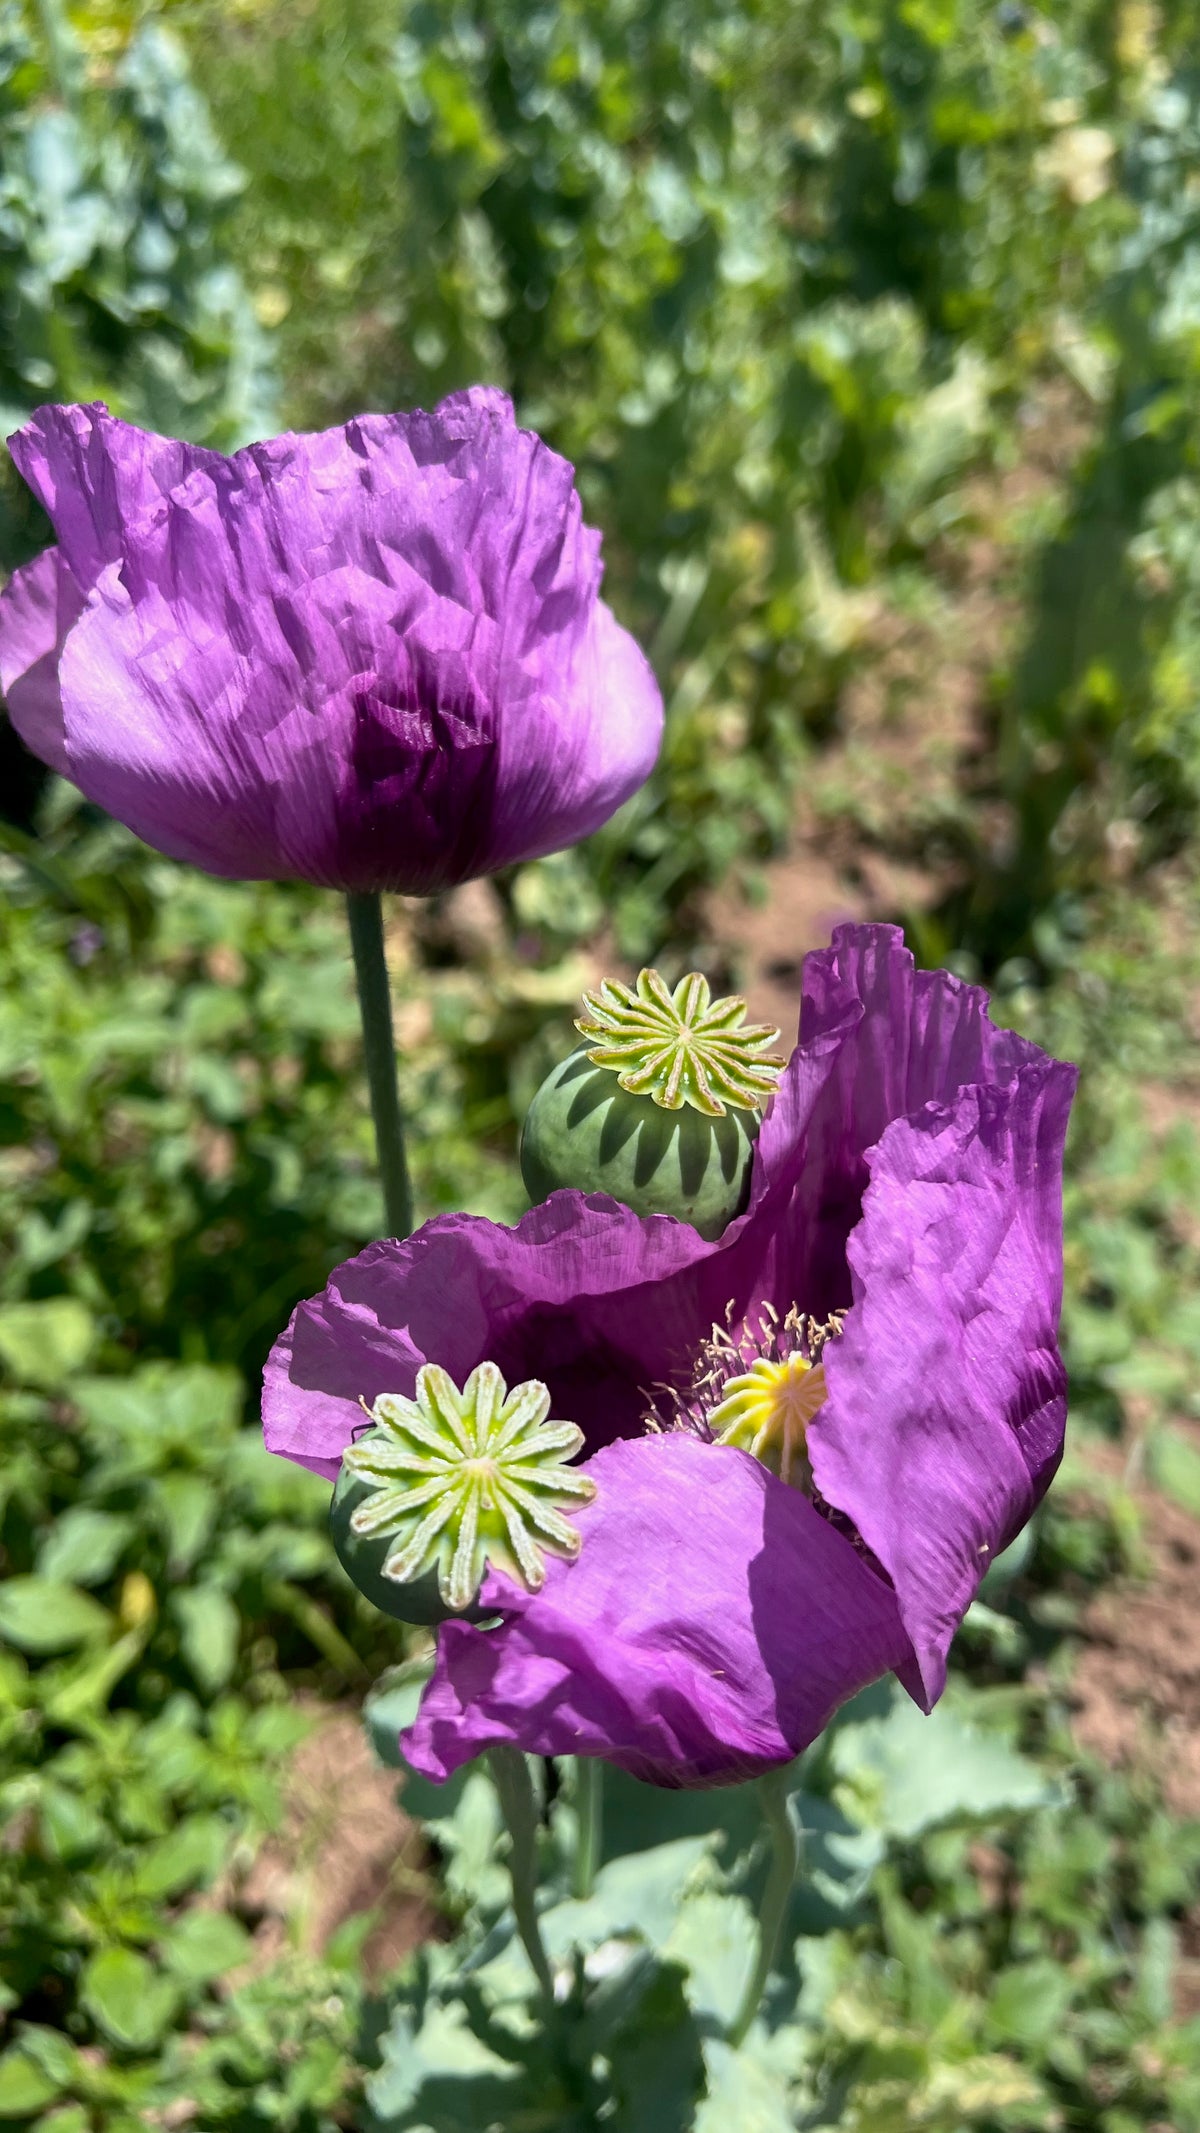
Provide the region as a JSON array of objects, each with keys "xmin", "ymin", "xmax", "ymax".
[
  {"xmin": 489, "ymin": 1746, "xmax": 556, "ymax": 2007},
  {"xmin": 572, "ymin": 1757, "xmax": 602, "ymax": 1900},
  {"xmin": 728, "ymin": 1767, "xmax": 800, "ymax": 2047},
  {"xmin": 345, "ymin": 890, "xmax": 414, "ymax": 1240}
]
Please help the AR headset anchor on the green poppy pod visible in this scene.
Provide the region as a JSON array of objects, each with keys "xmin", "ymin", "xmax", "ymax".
[
  {"xmin": 329, "ymin": 1457, "xmax": 474, "ymax": 1626},
  {"xmin": 328, "ymin": 1362, "xmax": 596, "ymax": 1625},
  {"xmin": 520, "ymin": 969, "xmax": 786, "ymax": 1241}
]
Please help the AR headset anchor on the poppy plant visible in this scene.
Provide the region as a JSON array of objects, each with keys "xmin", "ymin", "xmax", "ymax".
[
  {"xmin": 0, "ymin": 389, "xmax": 662, "ymax": 894},
  {"xmin": 263, "ymin": 925, "xmax": 1076, "ymax": 1788}
]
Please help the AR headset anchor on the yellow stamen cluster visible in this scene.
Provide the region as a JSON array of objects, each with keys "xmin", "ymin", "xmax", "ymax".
[{"xmin": 644, "ymin": 1301, "xmax": 841, "ymax": 1492}]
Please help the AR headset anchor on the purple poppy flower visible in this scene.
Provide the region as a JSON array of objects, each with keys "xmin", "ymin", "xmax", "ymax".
[
  {"xmin": 263, "ymin": 926, "xmax": 1076, "ymax": 1787},
  {"xmin": 0, "ymin": 392, "xmax": 661, "ymax": 892}
]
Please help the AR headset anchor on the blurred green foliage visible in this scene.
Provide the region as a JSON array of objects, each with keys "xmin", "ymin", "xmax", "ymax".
[{"xmin": 3, "ymin": 0, "xmax": 1200, "ymax": 2126}]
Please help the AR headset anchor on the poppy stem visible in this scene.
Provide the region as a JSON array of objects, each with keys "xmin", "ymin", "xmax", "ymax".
[
  {"xmin": 489, "ymin": 1746, "xmax": 556, "ymax": 2009},
  {"xmin": 572, "ymin": 1757, "xmax": 602, "ymax": 1899},
  {"xmin": 728, "ymin": 1766, "xmax": 800, "ymax": 2047},
  {"xmin": 345, "ymin": 891, "xmax": 414, "ymax": 1240}
]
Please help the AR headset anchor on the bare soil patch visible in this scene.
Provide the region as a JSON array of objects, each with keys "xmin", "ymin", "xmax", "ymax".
[
  {"xmin": 237, "ymin": 1705, "xmax": 434, "ymax": 1980},
  {"xmin": 1068, "ymin": 1443, "xmax": 1200, "ymax": 1823}
]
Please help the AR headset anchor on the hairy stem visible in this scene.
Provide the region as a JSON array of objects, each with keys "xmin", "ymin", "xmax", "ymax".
[
  {"xmin": 489, "ymin": 1746, "xmax": 556, "ymax": 2006},
  {"xmin": 572, "ymin": 1757, "xmax": 603, "ymax": 1900},
  {"xmin": 345, "ymin": 890, "xmax": 414, "ymax": 1240},
  {"xmin": 728, "ymin": 1766, "xmax": 799, "ymax": 2047}
]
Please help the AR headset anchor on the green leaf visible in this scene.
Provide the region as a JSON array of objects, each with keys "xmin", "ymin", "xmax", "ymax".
[
  {"xmin": 39, "ymin": 1782, "xmax": 107, "ymax": 1862},
  {"xmin": 364, "ymin": 1659, "xmax": 435, "ymax": 1769},
  {"xmin": 663, "ymin": 1889, "xmax": 757, "ymax": 2025},
  {"xmin": 0, "ymin": 1577, "xmax": 112, "ymax": 1654},
  {"xmin": 1148, "ymin": 1425, "xmax": 1200, "ymax": 1516},
  {"xmin": 0, "ymin": 2048, "xmax": 61, "ymax": 2117},
  {"xmin": 0, "ymin": 1300, "xmax": 95, "ymax": 1388},
  {"xmin": 39, "ymin": 1507, "xmax": 134, "ymax": 1587},
  {"xmin": 366, "ymin": 2002, "xmax": 525, "ymax": 2130},
  {"xmin": 433, "ymin": 1770, "xmax": 507, "ymax": 1912},
  {"xmin": 133, "ymin": 1816, "xmax": 229, "ymax": 1900},
  {"xmin": 174, "ymin": 1585, "xmax": 239, "ymax": 1691},
  {"xmin": 984, "ymin": 1958, "xmax": 1076, "ymax": 2049},
  {"xmin": 161, "ymin": 1908, "xmax": 253, "ymax": 1983},
  {"xmin": 153, "ymin": 1474, "xmax": 218, "ymax": 1566},
  {"xmin": 37, "ymin": 2110, "xmax": 90, "ymax": 2133},
  {"xmin": 696, "ymin": 2037, "xmax": 797, "ymax": 2133},
  {"xmin": 5, "ymin": 2024, "xmax": 77, "ymax": 2088},
  {"xmin": 832, "ymin": 1688, "xmax": 1055, "ymax": 1837},
  {"xmin": 542, "ymin": 1837, "xmax": 714, "ymax": 1960},
  {"xmin": 606, "ymin": 1959, "xmax": 704, "ymax": 2133},
  {"xmin": 79, "ymin": 1947, "xmax": 179, "ymax": 2052}
]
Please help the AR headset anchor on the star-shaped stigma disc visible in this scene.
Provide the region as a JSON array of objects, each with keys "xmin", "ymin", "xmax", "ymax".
[
  {"xmin": 708, "ymin": 1352, "xmax": 829, "ymax": 1488},
  {"xmin": 342, "ymin": 1361, "xmax": 596, "ymax": 1612},
  {"xmin": 576, "ymin": 968, "xmax": 785, "ymax": 1117}
]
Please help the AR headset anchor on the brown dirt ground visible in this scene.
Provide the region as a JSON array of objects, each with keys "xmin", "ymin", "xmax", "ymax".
[
  {"xmin": 1066, "ymin": 1428, "xmax": 1200, "ymax": 1826},
  {"xmin": 235, "ymin": 1705, "xmax": 434, "ymax": 1979}
]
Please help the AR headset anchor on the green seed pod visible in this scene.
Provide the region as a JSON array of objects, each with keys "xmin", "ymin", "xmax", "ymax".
[
  {"xmin": 329, "ymin": 1461, "xmax": 460, "ymax": 1625},
  {"xmin": 329, "ymin": 1361, "xmax": 596, "ymax": 1625},
  {"xmin": 520, "ymin": 969, "xmax": 786, "ymax": 1242}
]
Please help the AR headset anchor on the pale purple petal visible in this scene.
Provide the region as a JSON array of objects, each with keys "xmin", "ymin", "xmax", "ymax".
[
  {"xmin": 0, "ymin": 548, "xmax": 78, "ymax": 776},
  {"xmin": 486, "ymin": 597, "xmax": 663, "ymax": 871},
  {"xmin": 810, "ymin": 1058, "xmax": 1076, "ymax": 1708},
  {"xmin": 55, "ymin": 555, "xmax": 505, "ymax": 884},
  {"xmin": 264, "ymin": 1196, "xmax": 718, "ymax": 1482},
  {"xmin": 764, "ymin": 923, "xmax": 1057, "ymax": 1316},
  {"xmin": 8, "ymin": 402, "xmax": 217, "ymax": 592},
  {"xmin": 402, "ymin": 1433, "xmax": 912, "ymax": 1788}
]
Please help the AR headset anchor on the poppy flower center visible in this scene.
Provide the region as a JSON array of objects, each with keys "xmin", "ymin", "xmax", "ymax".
[
  {"xmin": 575, "ymin": 968, "xmax": 785, "ymax": 1117},
  {"xmin": 645, "ymin": 1302, "xmax": 841, "ymax": 1493},
  {"xmin": 708, "ymin": 1352, "xmax": 829, "ymax": 1487},
  {"xmin": 343, "ymin": 1361, "xmax": 596, "ymax": 1610}
]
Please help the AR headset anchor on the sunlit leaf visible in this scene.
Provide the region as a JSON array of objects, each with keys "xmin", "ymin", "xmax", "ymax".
[{"xmin": 0, "ymin": 1578, "xmax": 111, "ymax": 1654}]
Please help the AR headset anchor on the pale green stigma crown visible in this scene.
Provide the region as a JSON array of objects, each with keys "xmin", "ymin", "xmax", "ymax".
[
  {"xmin": 708, "ymin": 1352, "xmax": 829, "ymax": 1489},
  {"xmin": 575, "ymin": 968, "xmax": 785, "ymax": 1119},
  {"xmin": 342, "ymin": 1361, "xmax": 596, "ymax": 1612}
]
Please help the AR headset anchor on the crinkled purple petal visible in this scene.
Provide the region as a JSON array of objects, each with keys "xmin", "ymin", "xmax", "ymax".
[
  {"xmin": 0, "ymin": 548, "xmax": 78, "ymax": 776},
  {"xmin": 767, "ymin": 923, "xmax": 1057, "ymax": 1315},
  {"xmin": 8, "ymin": 402, "xmax": 217, "ymax": 592},
  {"xmin": 55, "ymin": 556, "xmax": 506, "ymax": 885},
  {"xmin": 810, "ymin": 1058, "xmax": 1076, "ymax": 1708},
  {"xmin": 402, "ymin": 1433, "xmax": 913, "ymax": 1788},
  {"xmin": 3, "ymin": 393, "xmax": 662, "ymax": 890}
]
